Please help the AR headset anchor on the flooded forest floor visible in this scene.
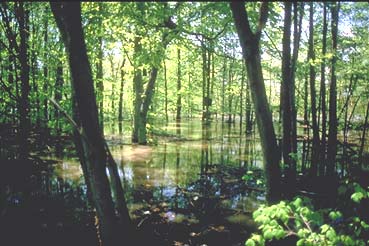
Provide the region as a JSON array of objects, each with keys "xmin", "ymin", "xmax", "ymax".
[{"xmin": 0, "ymin": 120, "xmax": 368, "ymax": 246}]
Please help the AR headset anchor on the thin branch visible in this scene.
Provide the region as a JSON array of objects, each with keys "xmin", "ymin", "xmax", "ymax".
[
  {"xmin": 0, "ymin": 76, "xmax": 18, "ymax": 101},
  {"xmin": 263, "ymin": 30, "xmax": 282, "ymax": 59},
  {"xmin": 48, "ymin": 98, "xmax": 82, "ymax": 135},
  {"xmin": 256, "ymin": 2, "xmax": 269, "ymax": 38}
]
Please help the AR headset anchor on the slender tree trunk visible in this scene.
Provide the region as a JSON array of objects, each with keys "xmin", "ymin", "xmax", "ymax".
[
  {"xmin": 176, "ymin": 48, "xmax": 181, "ymax": 122},
  {"xmin": 228, "ymin": 57, "xmax": 234, "ymax": 123},
  {"xmin": 281, "ymin": 1, "xmax": 293, "ymax": 183},
  {"xmin": 282, "ymin": 2, "xmax": 299, "ymax": 195},
  {"xmin": 359, "ymin": 101, "xmax": 369, "ymax": 166},
  {"xmin": 164, "ymin": 60, "xmax": 168, "ymax": 123},
  {"xmin": 205, "ymin": 44, "xmax": 212, "ymax": 124},
  {"xmin": 240, "ymin": 65, "xmax": 245, "ymax": 133},
  {"xmin": 327, "ymin": 2, "xmax": 340, "ymax": 176},
  {"xmin": 43, "ymin": 10, "xmax": 49, "ymax": 127},
  {"xmin": 202, "ymin": 41, "xmax": 207, "ymax": 122},
  {"xmin": 176, "ymin": 48, "xmax": 181, "ymax": 135},
  {"xmin": 54, "ymin": 63, "xmax": 63, "ymax": 157},
  {"xmin": 96, "ymin": 3, "xmax": 104, "ymax": 135},
  {"xmin": 221, "ymin": 57, "xmax": 226, "ymax": 122},
  {"xmin": 245, "ymin": 76, "xmax": 252, "ymax": 133},
  {"xmin": 118, "ymin": 59, "xmax": 125, "ymax": 134},
  {"xmin": 308, "ymin": 2, "xmax": 320, "ymax": 177},
  {"xmin": 231, "ymin": 2, "xmax": 281, "ymax": 203},
  {"xmin": 18, "ymin": 2, "xmax": 31, "ymax": 160},
  {"xmin": 50, "ymin": 3, "xmax": 133, "ymax": 245},
  {"xmin": 319, "ymin": 2, "xmax": 328, "ymax": 176}
]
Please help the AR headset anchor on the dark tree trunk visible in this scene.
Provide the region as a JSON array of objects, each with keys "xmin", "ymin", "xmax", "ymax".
[
  {"xmin": 230, "ymin": 2, "xmax": 281, "ymax": 203},
  {"xmin": 319, "ymin": 2, "xmax": 328, "ymax": 176},
  {"xmin": 327, "ymin": 2, "xmax": 340, "ymax": 176},
  {"xmin": 359, "ymin": 101, "xmax": 369, "ymax": 166},
  {"xmin": 281, "ymin": 2, "xmax": 293, "ymax": 189},
  {"xmin": 17, "ymin": 2, "xmax": 31, "ymax": 160},
  {"xmin": 308, "ymin": 2, "xmax": 320, "ymax": 177},
  {"xmin": 54, "ymin": 63, "xmax": 64, "ymax": 157},
  {"xmin": 240, "ymin": 65, "xmax": 245, "ymax": 133},
  {"xmin": 96, "ymin": 3, "xmax": 104, "ymax": 135},
  {"xmin": 43, "ymin": 11, "xmax": 49, "ymax": 127},
  {"xmin": 50, "ymin": 3, "xmax": 132, "ymax": 245}
]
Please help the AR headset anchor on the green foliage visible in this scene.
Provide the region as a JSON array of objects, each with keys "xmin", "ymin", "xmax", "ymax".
[
  {"xmin": 246, "ymin": 193, "xmax": 368, "ymax": 246},
  {"xmin": 242, "ymin": 170, "xmax": 265, "ymax": 188}
]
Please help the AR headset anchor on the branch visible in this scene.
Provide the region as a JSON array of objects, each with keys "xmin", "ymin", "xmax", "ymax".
[
  {"xmin": 0, "ymin": 76, "xmax": 18, "ymax": 101},
  {"xmin": 230, "ymin": 2, "xmax": 253, "ymax": 38},
  {"xmin": 48, "ymin": 98, "xmax": 82, "ymax": 135},
  {"xmin": 263, "ymin": 30, "xmax": 282, "ymax": 60},
  {"xmin": 256, "ymin": 2, "xmax": 269, "ymax": 39}
]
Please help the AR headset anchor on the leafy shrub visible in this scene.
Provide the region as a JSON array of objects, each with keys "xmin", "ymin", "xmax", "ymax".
[{"xmin": 246, "ymin": 184, "xmax": 369, "ymax": 246}]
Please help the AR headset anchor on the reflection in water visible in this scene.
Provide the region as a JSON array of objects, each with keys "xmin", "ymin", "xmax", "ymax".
[
  {"xmin": 46, "ymin": 120, "xmax": 268, "ymax": 245},
  {"xmin": 106, "ymin": 120, "xmax": 265, "ymax": 215}
]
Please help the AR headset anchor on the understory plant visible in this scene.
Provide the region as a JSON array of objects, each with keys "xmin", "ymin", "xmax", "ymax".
[{"xmin": 246, "ymin": 181, "xmax": 369, "ymax": 246}]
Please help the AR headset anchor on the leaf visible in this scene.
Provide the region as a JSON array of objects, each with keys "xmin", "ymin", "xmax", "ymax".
[
  {"xmin": 245, "ymin": 239, "xmax": 256, "ymax": 246},
  {"xmin": 351, "ymin": 192, "xmax": 364, "ymax": 203},
  {"xmin": 263, "ymin": 229, "xmax": 274, "ymax": 240}
]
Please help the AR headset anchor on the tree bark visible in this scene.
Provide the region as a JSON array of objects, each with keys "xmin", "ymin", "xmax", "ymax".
[
  {"xmin": 230, "ymin": 2, "xmax": 281, "ymax": 203},
  {"xmin": 308, "ymin": 2, "xmax": 320, "ymax": 177},
  {"xmin": 96, "ymin": 2, "xmax": 104, "ymax": 135},
  {"xmin": 17, "ymin": 2, "xmax": 31, "ymax": 160},
  {"xmin": 118, "ymin": 59, "xmax": 125, "ymax": 134},
  {"xmin": 50, "ymin": 3, "xmax": 132, "ymax": 245},
  {"xmin": 327, "ymin": 2, "xmax": 340, "ymax": 176},
  {"xmin": 176, "ymin": 48, "xmax": 182, "ymax": 122},
  {"xmin": 319, "ymin": 2, "xmax": 328, "ymax": 176}
]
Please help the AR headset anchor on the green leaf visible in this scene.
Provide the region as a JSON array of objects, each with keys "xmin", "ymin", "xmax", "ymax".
[
  {"xmin": 245, "ymin": 239, "xmax": 256, "ymax": 246},
  {"xmin": 351, "ymin": 192, "xmax": 365, "ymax": 203},
  {"xmin": 263, "ymin": 229, "xmax": 274, "ymax": 240}
]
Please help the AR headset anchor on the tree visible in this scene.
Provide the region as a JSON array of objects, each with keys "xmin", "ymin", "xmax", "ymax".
[
  {"xmin": 17, "ymin": 2, "xmax": 31, "ymax": 160},
  {"xmin": 50, "ymin": 3, "xmax": 132, "ymax": 245},
  {"xmin": 230, "ymin": 2, "xmax": 281, "ymax": 203},
  {"xmin": 308, "ymin": 2, "xmax": 320, "ymax": 177},
  {"xmin": 327, "ymin": 2, "xmax": 340, "ymax": 176}
]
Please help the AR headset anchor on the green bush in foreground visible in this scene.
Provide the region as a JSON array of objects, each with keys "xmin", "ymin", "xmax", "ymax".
[{"xmin": 246, "ymin": 182, "xmax": 369, "ymax": 246}]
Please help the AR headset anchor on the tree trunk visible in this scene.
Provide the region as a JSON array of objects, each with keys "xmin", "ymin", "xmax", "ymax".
[
  {"xmin": 164, "ymin": 60, "xmax": 168, "ymax": 123},
  {"xmin": 319, "ymin": 2, "xmax": 328, "ymax": 176},
  {"xmin": 96, "ymin": 3, "xmax": 104, "ymax": 135},
  {"xmin": 54, "ymin": 63, "xmax": 64, "ymax": 157},
  {"xmin": 50, "ymin": 3, "xmax": 132, "ymax": 245},
  {"xmin": 176, "ymin": 48, "xmax": 182, "ymax": 122},
  {"xmin": 308, "ymin": 2, "xmax": 320, "ymax": 177},
  {"xmin": 281, "ymin": 1, "xmax": 293, "ymax": 183},
  {"xmin": 230, "ymin": 2, "xmax": 281, "ymax": 203},
  {"xmin": 202, "ymin": 41, "xmax": 207, "ymax": 122},
  {"xmin": 132, "ymin": 36, "xmax": 145, "ymax": 144},
  {"xmin": 43, "ymin": 11, "xmax": 49, "ymax": 127},
  {"xmin": 18, "ymin": 2, "xmax": 31, "ymax": 160},
  {"xmin": 221, "ymin": 57, "xmax": 226, "ymax": 122},
  {"xmin": 118, "ymin": 59, "xmax": 125, "ymax": 134},
  {"xmin": 327, "ymin": 2, "xmax": 340, "ymax": 176},
  {"xmin": 359, "ymin": 101, "xmax": 369, "ymax": 166}
]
